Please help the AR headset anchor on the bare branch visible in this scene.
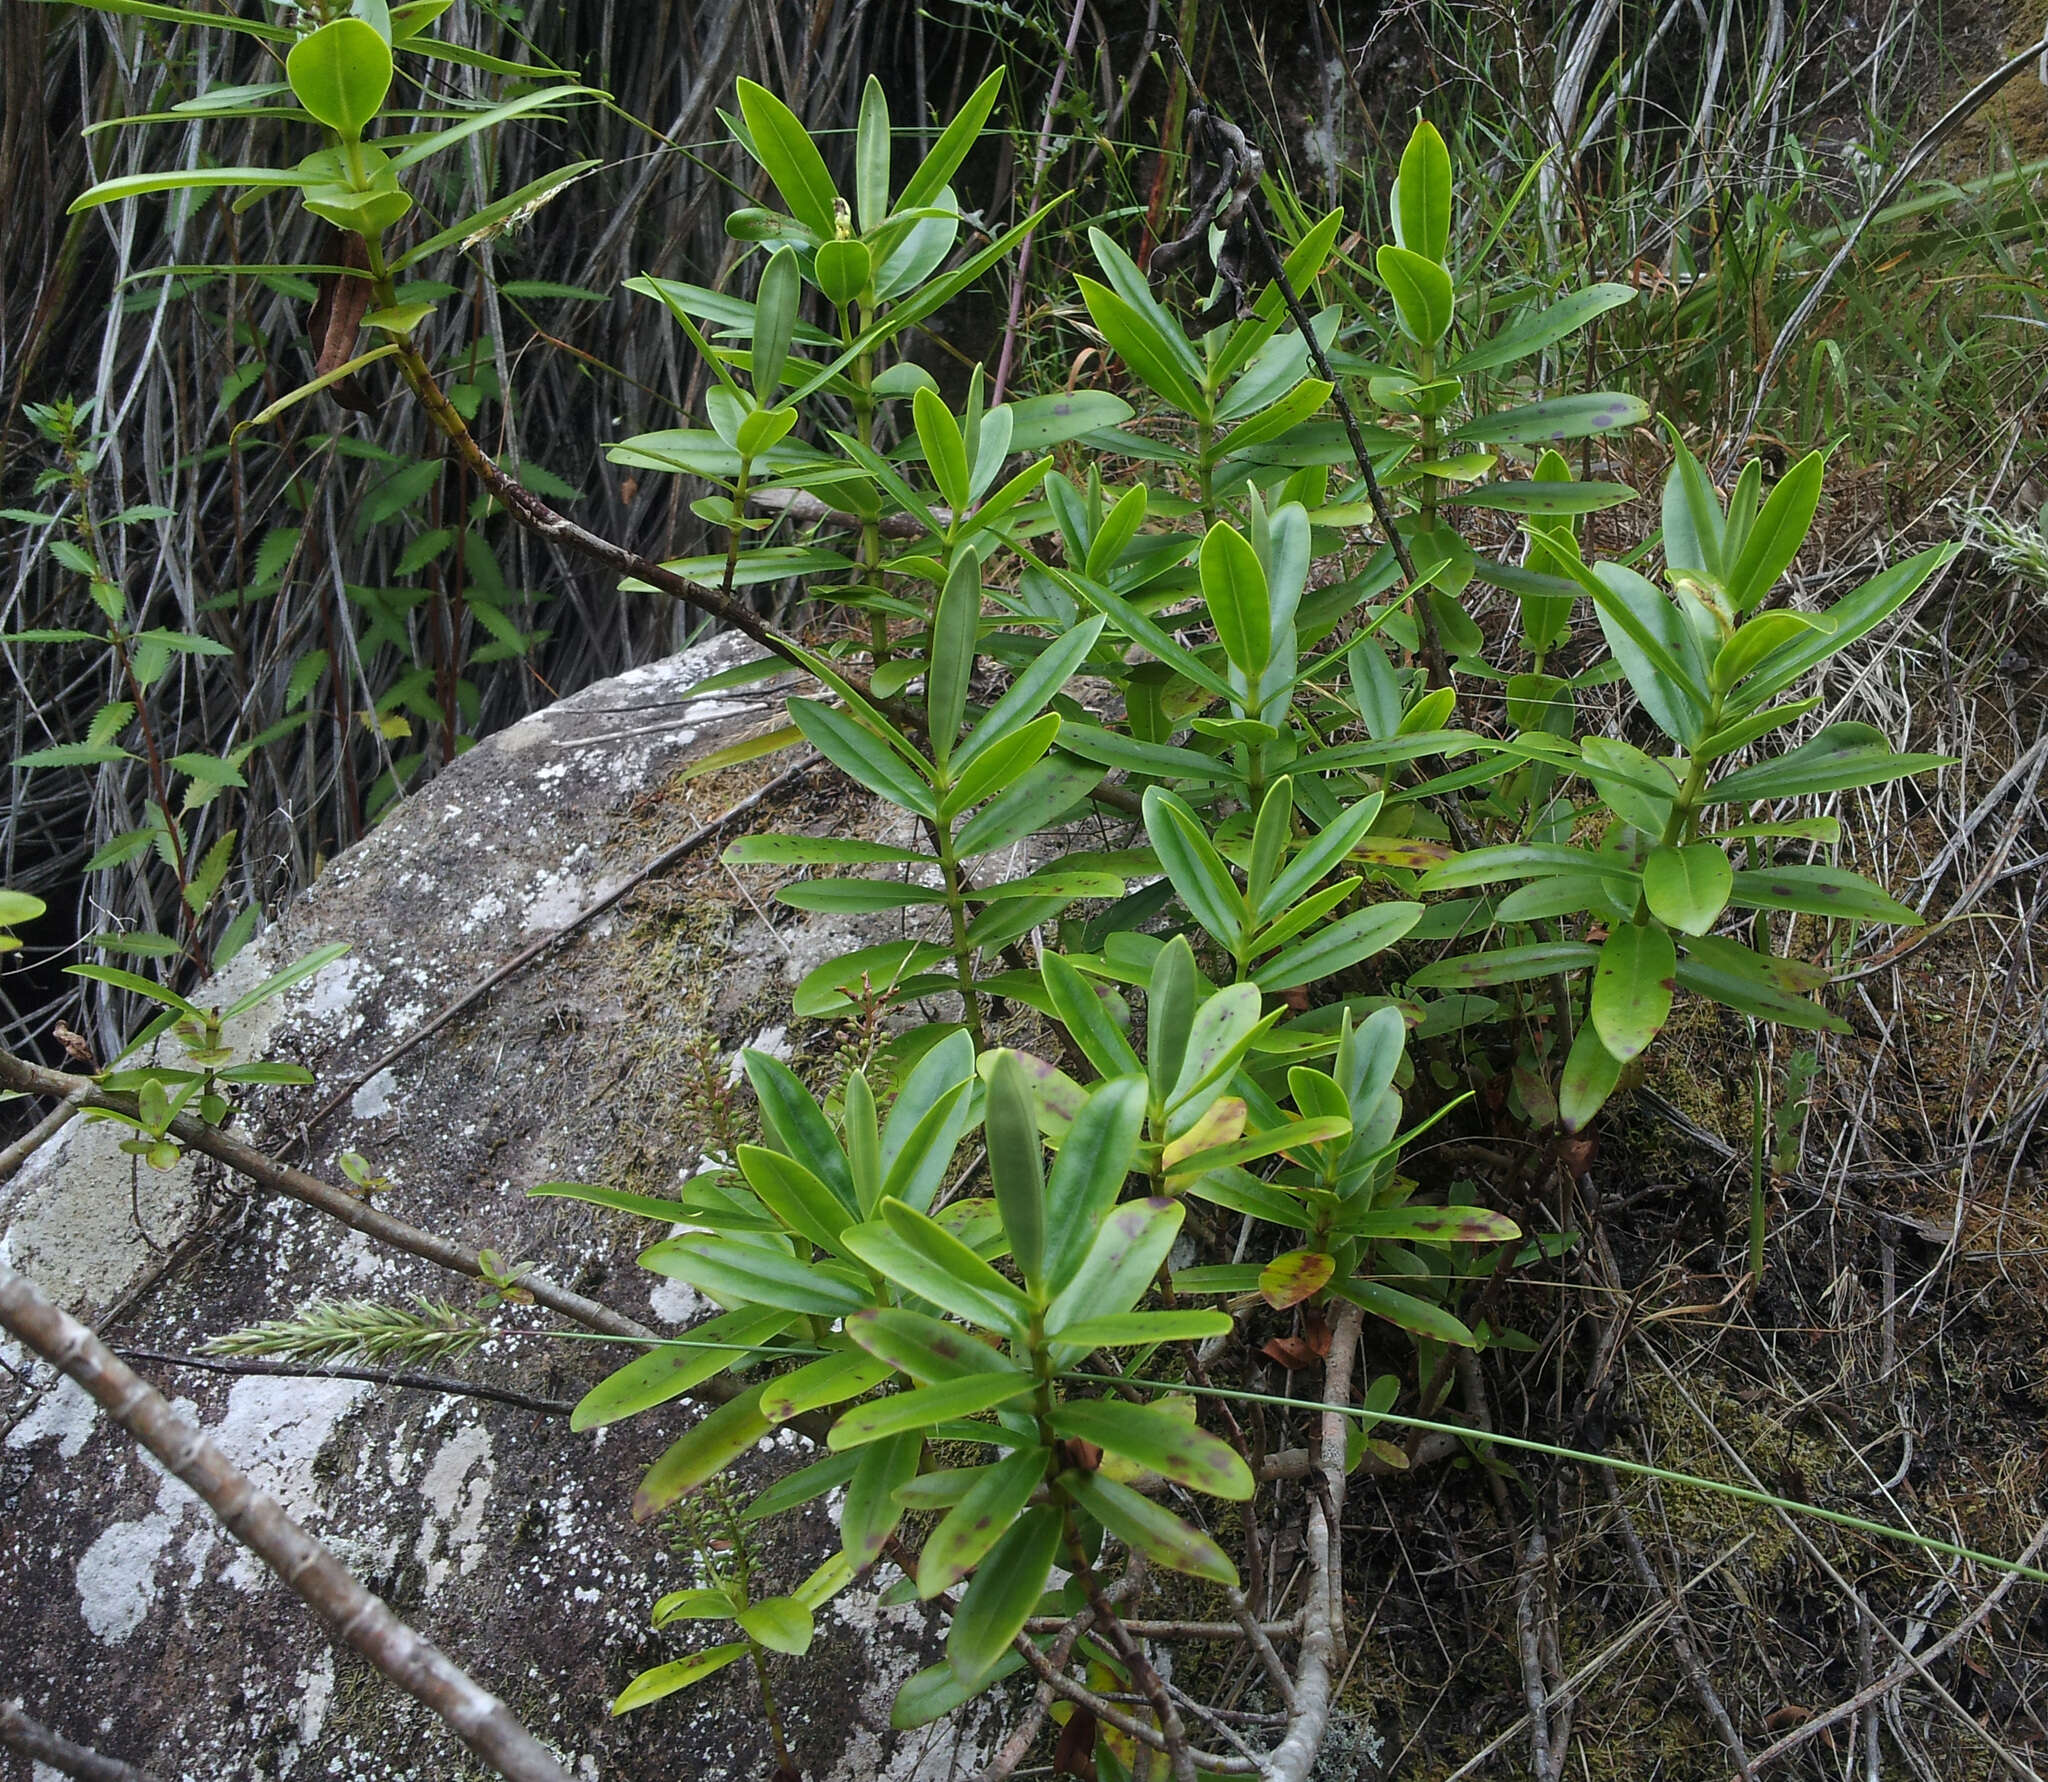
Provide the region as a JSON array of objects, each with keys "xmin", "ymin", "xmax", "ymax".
[
  {"xmin": 0, "ymin": 1263, "xmax": 575, "ymax": 1782},
  {"xmin": 0, "ymin": 1702, "xmax": 162, "ymax": 1782},
  {"xmin": 1264, "ymin": 1298, "xmax": 1364, "ymax": 1782}
]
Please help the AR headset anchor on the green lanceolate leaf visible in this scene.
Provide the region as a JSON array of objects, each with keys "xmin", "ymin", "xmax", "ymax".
[
  {"xmin": 1590, "ymin": 923, "xmax": 1676, "ymax": 1062},
  {"xmin": 845, "ymin": 1307, "xmax": 1016, "ymax": 1384},
  {"xmin": 1392, "ymin": 118, "xmax": 1452, "ymax": 263},
  {"xmin": 737, "ymin": 1145, "xmax": 856, "ymax": 1250},
  {"xmin": 734, "ymin": 77, "xmax": 840, "ymax": 236},
  {"xmin": 612, "ymin": 1643, "xmax": 749, "ymax": 1715},
  {"xmin": 1331, "ymin": 1278, "xmax": 1478, "ymax": 1346},
  {"xmin": 918, "ymin": 1448, "xmax": 1048, "ymax": 1596},
  {"xmin": 640, "ymin": 1235, "xmax": 868, "ymax": 1317},
  {"xmin": 571, "ymin": 1306, "xmax": 794, "ymax": 1430},
  {"xmin": 1409, "ymin": 941, "xmax": 1599, "ymax": 990},
  {"xmin": 1450, "ymin": 283, "xmax": 1635, "ymax": 375},
  {"xmin": 1041, "ymin": 953, "xmax": 1142, "ymax": 1081},
  {"xmin": 1706, "ymin": 723, "xmax": 1951, "ymax": 805},
  {"xmin": 829, "ymin": 1373, "xmax": 1034, "ymax": 1450},
  {"xmin": 1341, "ymin": 1204, "xmax": 1521, "ymax": 1242},
  {"xmin": 1043, "ymin": 1075, "xmax": 1147, "ymax": 1290},
  {"xmin": 761, "ymin": 1349, "xmax": 893, "ymax": 1423},
  {"xmin": 787, "ymin": 697, "xmax": 936, "ymax": 817},
  {"xmin": 632, "ymin": 1382, "xmax": 772, "ymax": 1520},
  {"xmin": 1457, "ymin": 396, "xmax": 1647, "ymax": 446},
  {"xmin": 927, "ymin": 547, "xmax": 982, "ymax": 767},
  {"xmin": 1077, "ymin": 277, "xmax": 1207, "ymax": 417},
  {"xmin": 1055, "ymin": 1310, "xmax": 1232, "ymax": 1346},
  {"xmin": 947, "ymin": 1505, "xmax": 1062, "ymax": 1684},
  {"xmin": 1724, "ymin": 451, "xmax": 1824, "ymax": 613},
  {"xmin": 1046, "ymin": 1198, "xmax": 1184, "ymax": 1332},
  {"xmin": 899, "ymin": 65, "xmax": 1005, "ymax": 213},
  {"xmin": 1727, "ymin": 865, "xmax": 1919, "ymax": 925},
  {"xmin": 1676, "ymin": 935, "xmax": 1848, "ymax": 1033},
  {"xmin": 855, "ymin": 75, "xmax": 891, "ymax": 230},
  {"xmin": 842, "ymin": 1428, "xmax": 922, "ymax": 1566},
  {"xmin": 847, "ymin": 1199, "xmax": 1034, "ymax": 1333},
  {"xmin": 1060, "ymin": 1469, "xmax": 1237, "ymax": 1585},
  {"xmin": 1253, "ymin": 902, "xmax": 1424, "ymax": 992},
  {"xmin": 1200, "ymin": 519, "xmax": 1271, "ymax": 682},
  {"xmin": 1559, "ymin": 1022, "xmax": 1623, "ymax": 1131},
  {"xmin": 751, "ymin": 246, "xmax": 800, "ymax": 401},
  {"xmin": 1642, "ymin": 843, "xmax": 1733, "ymax": 935},
  {"xmin": 1049, "ymin": 1399, "xmax": 1252, "ymax": 1499},
  {"xmin": 1142, "ymin": 786, "xmax": 1244, "ymax": 951},
  {"xmin": 743, "ymin": 1049, "xmax": 857, "ymax": 1204}
]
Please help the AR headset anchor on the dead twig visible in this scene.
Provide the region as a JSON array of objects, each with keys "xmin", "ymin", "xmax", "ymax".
[
  {"xmin": 1265, "ymin": 1298, "xmax": 1364, "ymax": 1782},
  {"xmin": 0, "ymin": 1703, "xmax": 162, "ymax": 1782},
  {"xmin": 1597, "ymin": 1467, "xmax": 1756, "ymax": 1778},
  {"xmin": 0, "ymin": 1263, "xmax": 575, "ymax": 1782},
  {"xmin": 1735, "ymin": 28, "xmax": 2048, "ymax": 459},
  {"xmin": 1747, "ymin": 1515, "xmax": 2048, "ymax": 1773}
]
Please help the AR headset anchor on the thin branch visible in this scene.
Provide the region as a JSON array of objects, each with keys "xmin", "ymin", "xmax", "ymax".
[
  {"xmin": 0, "ymin": 1050, "xmax": 846, "ymax": 1449},
  {"xmin": 0, "ymin": 1703, "xmax": 162, "ymax": 1782},
  {"xmin": 0, "ymin": 1045, "xmax": 657, "ymax": 1346},
  {"xmin": 0, "ymin": 1083, "xmax": 87, "ymax": 1184},
  {"xmin": 1747, "ymin": 1514, "xmax": 2048, "ymax": 1773},
  {"xmin": 1734, "ymin": 28, "xmax": 2048, "ymax": 459},
  {"xmin": 1264, "ymin": 1298, "xmax": 1364, "ymax": 1782},
  {"xmin": 390, "ymin": 338, "xmax": 811, "ymax": 676},
  {"xmin": 0, "ymin": 1263, "xmax": 575, "ymax": 1782},
  {"xmin": 114, "ymin": 1348, "xmax": 575, "ymax": 1417},
  {"xmin": 1597, "ymin": 1466, "xmax": 1755, "ymax": 1778}
]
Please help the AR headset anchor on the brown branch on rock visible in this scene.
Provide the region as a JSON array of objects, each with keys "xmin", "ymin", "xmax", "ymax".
[
  {"xmin": 0, "ymin": 1084, "xmax": 87, "ymax": 1185},
  {"xmin": 0, "ymin": 1044, "xmax": 656, "ymax": 1345},
  {"xmin": 0, "ymin": 1264, "xmax": 576, "ymax": 1782},
  {"xmin": 0, "ymin": 1702, "xmax": 162, "ymax": 1782},
  {"xmin": 0, "ymin": 1048, "xmax": 836, "ymax": 1446}
]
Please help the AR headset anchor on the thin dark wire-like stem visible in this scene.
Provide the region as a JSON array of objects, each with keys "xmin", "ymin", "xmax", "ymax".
[{"xmin": 114, "ymin": 1348, "xmax": 576, "ymax": 1417}]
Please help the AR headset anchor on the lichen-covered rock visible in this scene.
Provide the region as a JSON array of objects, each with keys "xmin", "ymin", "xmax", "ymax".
[{"xmin": 0, "ymin": 637, "xmax": 1006, "ymax": 1781}]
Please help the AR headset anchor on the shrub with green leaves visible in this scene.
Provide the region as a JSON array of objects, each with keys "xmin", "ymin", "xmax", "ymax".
[{"xmin": 31, "ymin": 13, "xmax": 1955, "ymax": 1776}]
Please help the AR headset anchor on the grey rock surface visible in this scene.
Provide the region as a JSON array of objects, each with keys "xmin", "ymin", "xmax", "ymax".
[{"xmin": 0, "ymin": 636, "xmax": 1003, "ymax": 1782}]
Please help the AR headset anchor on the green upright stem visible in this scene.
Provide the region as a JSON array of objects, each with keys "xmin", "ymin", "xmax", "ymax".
[
  {"xmin": 932, "ymin": 820, "xmax": 985, "ymax": 1048},
  {"xmin": 848, "ymin": 319, "xmax": 889, "ymax": 664}
]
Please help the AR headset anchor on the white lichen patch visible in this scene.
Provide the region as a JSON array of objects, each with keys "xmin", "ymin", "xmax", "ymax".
[
  {"xmin": 71, "ymin": 1377, "xmax": 369, "ymax": 1643},
  {"xmin": 295, "ymin": 954, "xmax": 371, "ymax": 1035},
  {"xmin": 725, "ymin": 1024, "xmax": 793, "ymax": 1085},
  {"xmin": 414, "ymin": 1422, "xmax": 496, "ymax": 1597},
  {"xmin": 5, "ymin": 1372, "xmax": 100, "ymax": 1459},
  {"xmin": 523, "ymin": 866, "xmax": 609, "ymax": 933},
  {"xmin": 462, "ymin": 890, "xmax": 511, "ymax": 934},
  {"xmin": 350, "ymin": 1068, "xmax": 398, "ymax": 1121},
  {"xmin": 648, "ymin": 1276, "xmax": 706, "ymax": 1325}
]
